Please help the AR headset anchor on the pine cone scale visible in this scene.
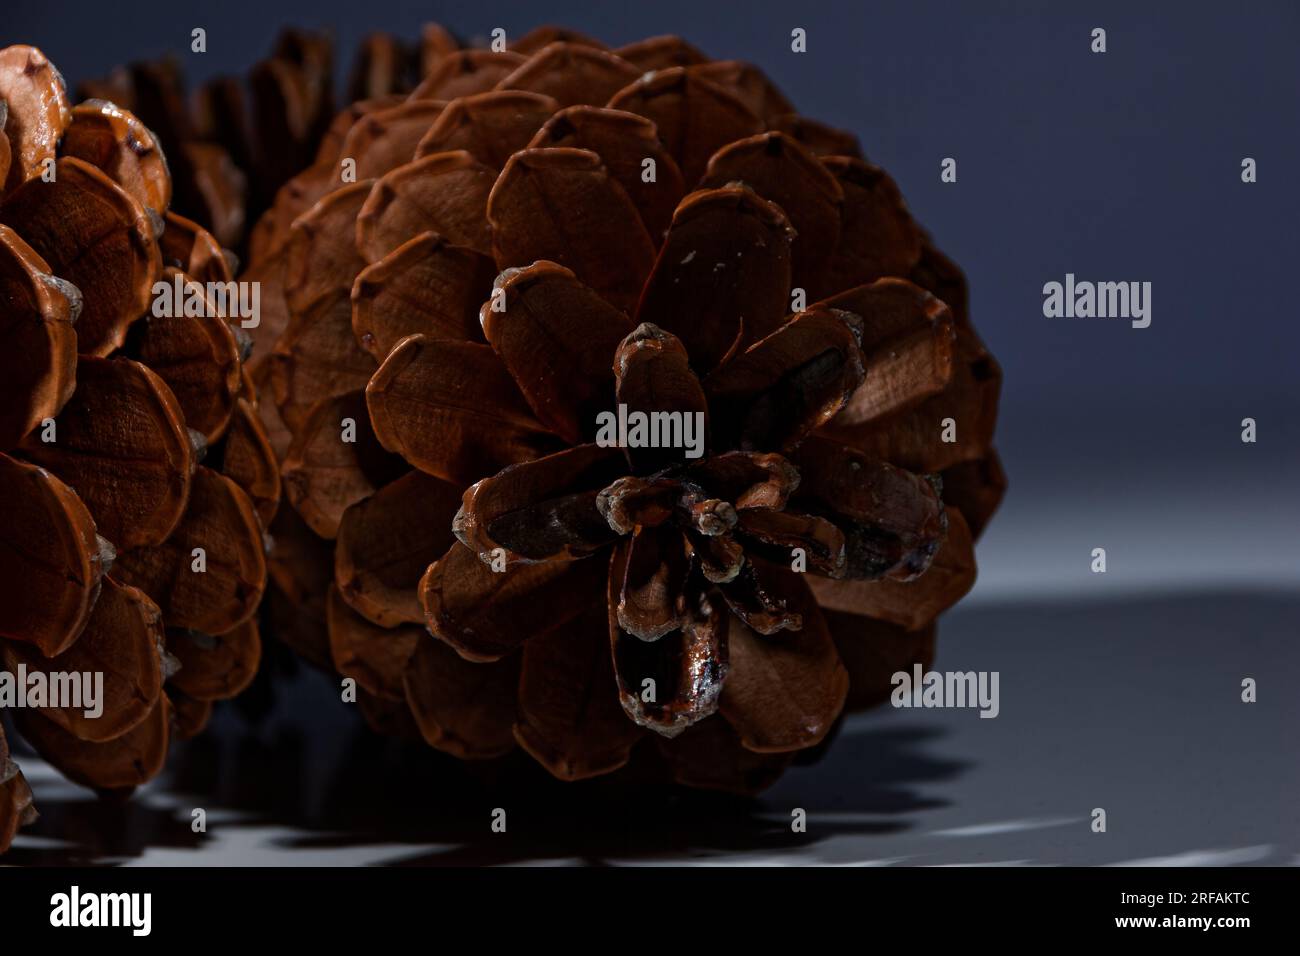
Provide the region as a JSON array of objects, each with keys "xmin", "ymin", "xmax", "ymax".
[
  {"xmin": 367, "ymin": 336, "xmax": 560, "ymax": 484},
  {"xmin": 0, "ymin": 224, "xmax": 77, "ymax": 448},
  {"xmin": 2, "ymin": 576, "xmax": 164, "ymax": 742},
  {"xmin": 481, "ymin": 261, "xmax": 633, "ymax": 444},
  {"xmin": 0, "ymin": 157, "xmax": 162, "ymax": 358},
  {"xmin": 419, "ymin": 540, "xmax": 602, "ymax": 663},
  {"xmin": 0, "ymin": 452, "xmax": 105, "ymax": 656},
  {"xmin": 19, "ymin": 355, "xmax": 195, "ymax": 550},
  {"xmin": 633, "ymin": 184, "xmax": 794, "ymax": 373}
]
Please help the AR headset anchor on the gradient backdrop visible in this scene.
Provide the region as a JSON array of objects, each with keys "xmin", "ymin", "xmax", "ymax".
[{"xmin": 3, "ymin": 0, "xmax": 1297, "ymax": 865}]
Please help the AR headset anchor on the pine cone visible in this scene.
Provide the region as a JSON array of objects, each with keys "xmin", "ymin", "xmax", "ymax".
[
  {"xmin": 261, "ymin": 26, "xmax": 1004, "ymax": 792},
  {"xmin": 80, "ymin": 29, "xmax": 339, "ymax": 251},
  {"xmin": 0, "ymin": 45, "xmax": 276, "ymax": 852}
]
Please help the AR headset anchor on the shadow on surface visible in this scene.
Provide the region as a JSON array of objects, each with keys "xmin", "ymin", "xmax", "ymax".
[
  {"xmin": 9, "ymin": 589, "xmax": 1298, "ymax": 865},
  {"xmin": 12, "ymin": 710, "xmax": 965, "ymax": 865}
]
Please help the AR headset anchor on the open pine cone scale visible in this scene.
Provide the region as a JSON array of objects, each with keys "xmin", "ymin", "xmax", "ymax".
[{"xmin": 257, "ymin": 26, "xmax": 1004, "ymax": 793}]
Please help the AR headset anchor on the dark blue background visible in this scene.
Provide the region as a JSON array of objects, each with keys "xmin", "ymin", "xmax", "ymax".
[
  {"xmin": 6, "ymin": 2, "xmax": 1296, "ymax": 410},
  {"xmin": 6, "ymin": 0, "xmax": 1299, "ymax": 591},
  {"xmin": 9, "ymin": 0, "xmax": 1297, "ymax": 596},
  {"xmin": 3, "ymin": 0, "xmax": 1298, "ymax": 866}
]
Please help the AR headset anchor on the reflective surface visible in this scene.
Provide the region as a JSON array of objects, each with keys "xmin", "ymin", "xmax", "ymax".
[{"xmin": 7, "ymin": 589, "xmax": 1296, "ymax": 866}]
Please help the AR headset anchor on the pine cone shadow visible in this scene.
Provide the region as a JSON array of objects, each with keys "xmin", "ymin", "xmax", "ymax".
[
  {"xmin": 2, "ymin": 794, "xmax": 206, "ymax": 866},
  {"xmin": 376, "ymin": 724, "xmax": 969, "ymax": 866},
  {"xmin": 173, "ymin": 698, "xmax": 967, "ymax": 864},
  {"xmin": 8, "ymin": 669, "xmax": 968, "ymax": 865},
  {"xmin": 2, "ymin": 705, "xmax": 206, "ymax": 865}
]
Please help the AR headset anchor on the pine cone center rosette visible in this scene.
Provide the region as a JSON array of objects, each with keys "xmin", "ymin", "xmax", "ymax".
[
  {"xmin": 259, "ymin": 26, "xmax": 1004, "ymax": 793},
  {"xmin": 0, "ymin": 45, "xmax": 276, "ymax": 853},
  {"xmin": 442, "ymin": 290, "xmax": 950, "ymax": 743}
]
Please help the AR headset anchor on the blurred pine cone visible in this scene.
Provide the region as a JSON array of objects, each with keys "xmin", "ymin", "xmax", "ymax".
[
  {"xmin": 0, "ymin": 45, "xmax": 276, "ymax": 852},
  {"xmin": 259, "ymin": 25, "xmax": 1005, "ymax": 793},
  {"xmin": 78, "ymin": 27, "xmax": 412, "ymax": 253}
]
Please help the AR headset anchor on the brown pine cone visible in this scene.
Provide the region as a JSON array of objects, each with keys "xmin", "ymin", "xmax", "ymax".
[
  {"xmin": 260, "ymin": 25, "xmax": 1005, "ymax": 793},
  {"xmin": 0, "ymin": 45, "xmax": 276, "ymax": 852},
  {"xmin": 79, "ymin": 27, "xmax": 387, "ymax": 252}
]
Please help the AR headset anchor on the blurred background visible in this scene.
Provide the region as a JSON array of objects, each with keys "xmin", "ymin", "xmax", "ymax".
[{"xmin": 3, "ymin": 0, "xmax": 1297, "ymax": 865}]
